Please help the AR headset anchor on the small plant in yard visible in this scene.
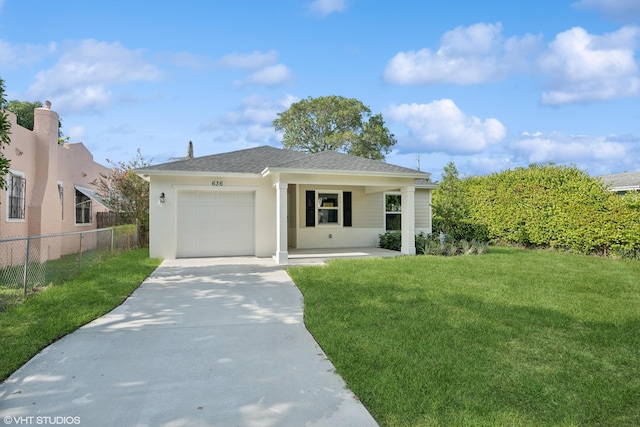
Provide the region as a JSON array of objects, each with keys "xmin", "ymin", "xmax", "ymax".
[{"xmin": 379, "ymin": 231, "xmax": 489, "ymax": 256}]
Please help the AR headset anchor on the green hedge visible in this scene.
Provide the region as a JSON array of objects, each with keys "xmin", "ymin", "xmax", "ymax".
[{"xmin": 433, "ymin": 164, "xmax": 640, "ymax": 258}]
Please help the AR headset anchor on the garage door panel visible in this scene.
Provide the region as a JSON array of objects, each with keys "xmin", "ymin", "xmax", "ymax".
[
  {"xmin": 177, "ymin": 190, "xmax": 255, "ymax": 258},
  {"xmin": 178, "ymin": 191, "xmax": 198, "ymax": 203}
]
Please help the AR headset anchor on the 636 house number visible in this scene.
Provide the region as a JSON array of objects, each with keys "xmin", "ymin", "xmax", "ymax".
[{"xmin": 212, "ymin": 180, "xmax": 224, "ymax": 187}]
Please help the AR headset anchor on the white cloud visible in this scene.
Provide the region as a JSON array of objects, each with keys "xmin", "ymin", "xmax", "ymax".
[
  {"xmin": 200, "ymin": 94, "xmax": 297, "ymax": 147},
  {"xmin": 539, "ymin": 26, "xmax": 640, "ymax": 105},
  {"xmin": 386, "ymin": 99, "xmax": 507, "ymax": 155},
  {"xmin": 27, "ymin": 39, "xmax": 163, "ymax": 114},
  {"xmin": 218, "ymin": 50, "xmax": 279, "ymax": 69},
  {"xmin": 573, "ymin": 0, "xmax": 640, "ymax": 22},
  {"xmin": 383, "ymin": 23, "xmax": 542, "ymax": 85},
  {"xmin": 0, "ymin": 40, "xmax": 57, "ymax": 68},
  {"xmin": 511, "ymin": 131, "xmax": 629, "ymax": 165},
  {"xmin": 307, "ymin": 0, "xmax": 347, "ymax": 17},
  {"xmin": 239, "ymin": 64, "xmax": 293, "ymax": 86}
]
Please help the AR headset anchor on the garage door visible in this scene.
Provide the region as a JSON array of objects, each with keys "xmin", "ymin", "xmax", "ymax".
[{"xmin": 176, "ymin": 190, "xmax": 255, "ymax": 257}]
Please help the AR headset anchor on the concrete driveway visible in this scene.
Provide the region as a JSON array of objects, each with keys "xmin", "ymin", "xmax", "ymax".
[{"xmin": 0, "ymin": 257, "xmax": 379, "ymax": 427}]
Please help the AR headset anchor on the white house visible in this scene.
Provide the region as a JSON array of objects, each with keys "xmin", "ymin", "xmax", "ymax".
[
  {"xmin": 137, "ymin": 146, "xmax": 437, "ymax": 264},
  {"xmin": 599, "ymin": 171, "xmax": 640, "ymax": 194}
]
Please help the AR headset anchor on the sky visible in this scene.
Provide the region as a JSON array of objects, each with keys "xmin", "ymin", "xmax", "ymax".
[{"xmin": 1, "ymin": 0, "xmax": 639, "ymax": 180}]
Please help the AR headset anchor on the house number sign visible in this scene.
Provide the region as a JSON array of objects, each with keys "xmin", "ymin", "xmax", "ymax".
[{"xmin": 212, "ymin": 180, "xmax": 224, "ymax": 187}]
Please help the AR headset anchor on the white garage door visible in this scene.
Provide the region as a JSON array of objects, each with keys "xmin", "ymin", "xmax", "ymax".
[{"xmin": 176, "ymin": 190, "xmax": 255, "ymax": 258}]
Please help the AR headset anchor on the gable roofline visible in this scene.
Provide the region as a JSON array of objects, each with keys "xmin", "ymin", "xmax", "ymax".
[
  {"xmin": 598, "ymin": 171, "xmax": 640, "ymax": 192},
  {"xmin": 136, "ymin": 145, "xmax": 432, "ymax": 181},
  {"xmin": 262, "ymin": 166, "xmax": 429, "ymax": 180}
]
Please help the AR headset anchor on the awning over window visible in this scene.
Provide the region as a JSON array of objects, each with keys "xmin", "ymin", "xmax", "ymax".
[{"xmin": 74, "ymin": 185, "xmax": 112, "ymax": 210}]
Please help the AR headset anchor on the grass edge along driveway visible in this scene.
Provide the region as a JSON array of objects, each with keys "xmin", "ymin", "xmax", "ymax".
[
  {"xmin": 288, "ymin": 246, "xmax": 640, "ymax": 427},
  {"xmin": 0, "ymin": 248, "xmax": 161, "ymax": 381}
]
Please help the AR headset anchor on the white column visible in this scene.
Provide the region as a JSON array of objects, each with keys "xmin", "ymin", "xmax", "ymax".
[
  {"xmin": 401, "ymin": 186, "xmax": 416, "ymax": 255},
  {"xmin": 275, "ymin": 182, "xmax": 288, "ymax": 264}
]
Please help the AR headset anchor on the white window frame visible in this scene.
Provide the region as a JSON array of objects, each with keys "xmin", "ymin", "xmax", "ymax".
[
  {"xmin": 316, "ymin": 190, "xmax": 342, "ymax": 227},
  {"xmin": 384, "ymin": 192, "xmax": 402, "ymax": 231},
  {"xmin": 75, "ymin": 189, "xmax": 92, "ymax": 225},
  {"xmin": 6, "ymin": 170, "xmax": 26, "ymax": 222}
]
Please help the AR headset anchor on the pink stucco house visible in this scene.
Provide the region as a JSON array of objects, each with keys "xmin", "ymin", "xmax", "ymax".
[{"xmin": 1, "ymin": 104, "xmax": 112, "ymax": 246}]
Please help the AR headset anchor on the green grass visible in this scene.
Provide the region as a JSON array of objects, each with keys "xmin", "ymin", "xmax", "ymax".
[
  {"xmin": 0, "ymin": 248, "xmax": 161, "ymax": 381},
  {"xmin": 288, "ymin": 247, "xmax": 640, "ymax": 426}
]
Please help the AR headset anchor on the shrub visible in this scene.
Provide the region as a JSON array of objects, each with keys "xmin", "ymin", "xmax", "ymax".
[
  {"xmin": 379, "ymin": 231, "xmax": 489, "ymax": 257},
  {"xmin": 378, "ymin": 231, "xmax": 402, "ymax": 251},
  {"xmin": 434, "ymin": 163, "xmax": 640, "ymax": 257}
]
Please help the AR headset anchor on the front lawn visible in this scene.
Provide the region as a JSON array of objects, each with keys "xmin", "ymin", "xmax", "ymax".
[{"xmin": 288, "ymin": 247, "xmax": 640, "ymax": 426}]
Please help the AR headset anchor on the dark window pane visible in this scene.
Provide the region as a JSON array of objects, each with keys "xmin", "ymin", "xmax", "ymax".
[{"xmin": 386, "ymin": 213, "xmax": 401, "ymax": 231}]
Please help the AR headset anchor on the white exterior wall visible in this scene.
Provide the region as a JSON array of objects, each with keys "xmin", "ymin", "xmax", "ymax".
[
  {"xmin": 294, "ymin": 184, "xmax": 383, "ymax": 249},
  {"xmin": 415, "ymin": 188, "xmax": 433, "ymax": 235},
  {"xmin": 146, "ymin": 166, "xmax": 435, "ymax": 261},
  {"xmin": 148, "ymin": 174, "xmax": 275, "ymax": 259}
]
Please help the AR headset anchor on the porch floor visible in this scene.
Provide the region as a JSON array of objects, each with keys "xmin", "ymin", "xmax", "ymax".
[{"xmin": 286, "ymin": 247, "xmax": 402, "ymax": 265}]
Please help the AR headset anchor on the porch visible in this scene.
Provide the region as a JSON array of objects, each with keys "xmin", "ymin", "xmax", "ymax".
[{"xmin": 286, "ymin": 246, "xmax": 403, "ymax": 265}]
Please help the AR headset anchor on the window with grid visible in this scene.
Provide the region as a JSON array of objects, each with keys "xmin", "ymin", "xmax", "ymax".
[
  {"xmin": 385, "ymin": 193, "xmax": 401, "ymax": 231},
  {"xmin": 7, "ymin": 173, "xmax": 26, "ymax": 220},
  {"xmin": 75, "ymin": 189, "xmax": 92, "ymax": 224},
  {"xmin": 318, "ymin": 192, "xmax": 339, "ymax": 224}
]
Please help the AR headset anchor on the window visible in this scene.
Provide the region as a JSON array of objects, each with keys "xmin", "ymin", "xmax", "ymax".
[
  {"xmin": 385, "ymin": 193, "xmax": 401, "ymax": 231},
  {"xmin": 75, "ymin": 189, "xmax": 92, "ymax": 224},
  {"xmin": 7, "ymin": 172, "xmax": 26, "ymax": 220},
  {"xmin": 318, "ymin": 192, "xmax": 339, "ymax": 224},
  {"xmin": 305, "ymin": 190, "xmax": 352, "ymax": 227},
  {"xmin": 58, "ymin": 182, "xmax": 64, "ymax": 219}
]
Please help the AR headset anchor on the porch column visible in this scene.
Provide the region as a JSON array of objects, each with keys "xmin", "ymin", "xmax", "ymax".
[
  {"xmin": 275, "ymin": 182, "xmax": 288, "ymax": 264},
  {"xmin": 401, "ymin": 186, "xmax": 416, "ymax": 255}
]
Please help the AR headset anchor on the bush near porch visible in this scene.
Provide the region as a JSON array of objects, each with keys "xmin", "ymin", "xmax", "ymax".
[
  {"xmin": 378, "ymin": 231, "xmax": 488, "ymax": 256},
  {"xmin": 288, "ymin": 246, "xmax": 640, "ymax": 426}
]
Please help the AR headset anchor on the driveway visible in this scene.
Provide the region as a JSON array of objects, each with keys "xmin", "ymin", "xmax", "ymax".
[{"xmin": 0, "ymin": 257, "xmax": 379, "ymax": 427}]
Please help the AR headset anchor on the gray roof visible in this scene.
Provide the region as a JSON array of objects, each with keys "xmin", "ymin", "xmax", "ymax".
[
  {"xmin": 137, "ymin": 145, "xmax": 430, "ymax": 177},
  {"xmin": 137, "ymin": 146, "xmax": 308, "ymax": 174},
  {"xmin": 599, "ymin": 171, "xmax": 640, "ymax": 191}
]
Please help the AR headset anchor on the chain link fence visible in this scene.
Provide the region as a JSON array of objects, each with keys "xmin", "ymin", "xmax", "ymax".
[{"xmin": 0, "ymin": 226, "xmax": 138, "ymax": 306}]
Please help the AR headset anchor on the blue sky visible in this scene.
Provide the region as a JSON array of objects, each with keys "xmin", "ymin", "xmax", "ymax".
[{"xmin": 1, "ymin": 0, "xmax": 639, "ymax": 180}]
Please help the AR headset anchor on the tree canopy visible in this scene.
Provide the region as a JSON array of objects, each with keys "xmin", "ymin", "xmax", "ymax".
[
  {"xmin": 4, "ymin": 99, "xmax": 69, "ymax": 144},
  {"xmin": 0, "ymin": 77, "xmax": 12, "ymax": 190},
  {"xmin": 5, "ymin": 100, "xmax": 42, "ymax": 131},
  {"xmin": 272, "ymin": 95, "xmax": 397, "ymax": 160}
]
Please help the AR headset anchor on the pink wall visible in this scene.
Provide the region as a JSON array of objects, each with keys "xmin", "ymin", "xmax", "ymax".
[{"xmin": 1, "ymin": 106, "xmax": 112, "ymax": 242}]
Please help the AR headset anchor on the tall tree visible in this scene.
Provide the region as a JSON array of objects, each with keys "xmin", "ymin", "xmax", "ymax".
[
  {"xmin": 272, "ymin": 95, "xmax": 397, "ymax": 160},
  {"xmin": 0, "ymin": 77, "xmax": 12, "ymax": 190},
  {"xmin": 92, "ymin": 149, "xmax": 152, "ymax": 246}
]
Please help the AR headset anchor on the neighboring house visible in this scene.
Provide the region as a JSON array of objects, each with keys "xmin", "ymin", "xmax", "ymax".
[
  {"xmin": 599, "ymin": 171, "xmax": 640, "ymax": 194},
  {"xmin": 137, "ymin": 146, "xmax": 437, "ymax": 264},
  {"xmin": 0, "ymin": 105, "xmax": 112, "ymax": 252}
]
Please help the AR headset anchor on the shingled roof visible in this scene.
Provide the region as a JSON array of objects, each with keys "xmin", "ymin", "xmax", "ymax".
[
  {"xmin": 599, "ymin": 171, "xmax": 640, "ymax": 192},
  {"xmin": 137, "ymin": 145, "xmax": 429, "ymax": 177}
]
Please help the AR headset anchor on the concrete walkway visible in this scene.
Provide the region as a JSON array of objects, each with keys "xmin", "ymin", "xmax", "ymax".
[{"xmin": 0, "ymin": 257, "xmax": 379, "ymax": 427}]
